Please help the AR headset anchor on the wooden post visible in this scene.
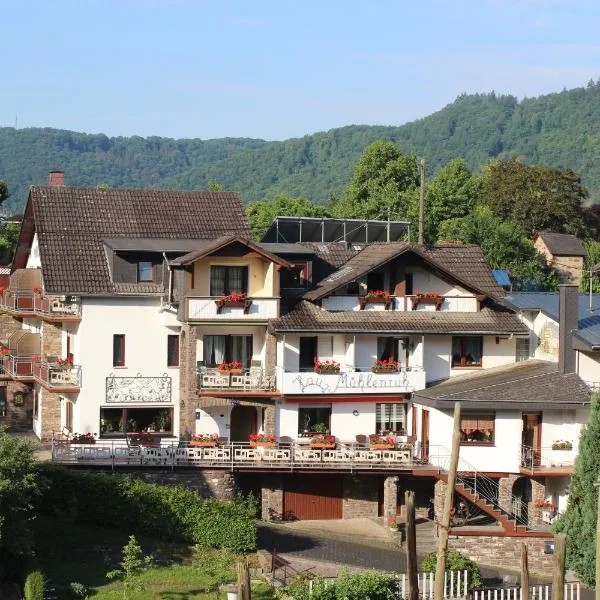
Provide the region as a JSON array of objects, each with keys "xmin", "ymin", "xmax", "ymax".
[
  {"xmin": 406, "ymin": 490, "xmax": 419, "ymax": 600},
  {"xmin": 434, "ymin": 402, "xmax": 461, "ymax": 600},
  {"xmin": 521, "ymin": 542, "xmax": 529, "ymax": 600},
  {"xmin": 237, "ymin": 557, "xmax": 251, "ymax": 600},
  {"xmin": 552, "ymin": 533, "xmax": 566, "ymax": 600}
]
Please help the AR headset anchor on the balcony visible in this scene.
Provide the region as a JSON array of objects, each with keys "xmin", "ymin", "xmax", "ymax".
[
  {"xmin": 51, "ymin": 439, "xmax": 433, "ymax": 471},
  {"xmin": 184, "ymin": 296, "xmax": 279, "ymax": 321},
  {"xmin": 197, "ymin": 367, "xmax": 277, "ymax": 396},
  {"xmin": 279, "ymin": 366, "xmax": 426, "ymax": 395},
  {"xmin": 321, "ymin": 295, "xmax": 478, "ymax": 313},
  {"xmin": 32, "ymin": 360, "xmax": 82, "ymax": 392},
  {"xmin": 520, "ymin": 444, "xmax": 575, "ymax": 475},
  {"xmin": 2, "ymin": 331, "xmax": 41, "ymax": 380},
  {"xmin": 0, "ymin": 290, "xmax": 81, "ymax": 321}
]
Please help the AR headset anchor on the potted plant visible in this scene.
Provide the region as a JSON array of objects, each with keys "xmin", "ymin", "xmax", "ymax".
[
  {"xmin": 369, "ymin": 434, "xmax": 395, "ymax": 450},
  {"xmin": 191, "ymin": 433, "xmax": 219, "ymax": 447},
  {"xmin": 155, "ymin": 409, "xmax": 171, "ymax": 432},
  {"xmin": 56, "ymin": 356, "xmax": 74, "ymax": 370},
  {"xmin": 70, "ymin": 432, "xmax": 96, "ymax": 444},
  {"xmin": 249, "ymin": 433, "xmax": 277, "ymax": 448},
  {"xmin": 411, "ymin": 290, "xmax": 444, "ymax": 310},
  {"xmin": 127, "ymin": 432, "xmax": 157, "ymax": 446},
  {"xmin": 552, "ymin": 440, "xmax": 573, "ymax": 450},
  {"xmin": 32, "ymin": 286, "xmax": 44, "ymax": 297},
  {"xmin": 371, "ymin": 359, "xmax": 399, "ymax": 373},
  {"xmin": 215, "ymin": 291, "xmax": 252, "ymax": 314},
  {"xmin": 359, "ymin": 290, "xmax": 393, "ymax": 310},
  {"xmin": 218, "ymin": 361, "xmax": 243, "ymax": 375},
  {"xmin": 310, "ymin": 434, "xmax": 336, "ymax": 449},
  {"xmin": 314, "ymin": 358, "xmax": 340, "ymax": 374}
]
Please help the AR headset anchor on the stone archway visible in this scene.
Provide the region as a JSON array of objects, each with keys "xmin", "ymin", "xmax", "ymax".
[{"xmin": 512, "ymin": 476, "xmax": 532, "ymax": 524}]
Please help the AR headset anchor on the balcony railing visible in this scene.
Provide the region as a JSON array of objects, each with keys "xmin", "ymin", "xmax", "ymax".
[
  {"xmin": 520, "ymin": 444, "xmax": 576, "ymax": 472},
  {"xmin": 185, "ymin": 296, "xmax": 279, "ymax": 321},
  {"xmin": 278, "ymin": 366, "xmax": 426, "ymax": 395},
  {"xmin": 197, "ymin": 367, "xmax": 276, "ymax": 392},
  {"xmin": 33, "ymin": 361, "xmax": 82, "ymax": 390},
  {"xmin": 4, "ymin": 355, "xmax": 36, "ymax": 379},
  {"xmin": 0, "ymin": 291, "xmax": 81, "ymax": 319},
  {"xmin": 51, "ymin": 440, "xmax": 431, "ymax": 471},
  {"xmin": 321, "ymin": 295, "xmax": 478, "ymax": 313}
]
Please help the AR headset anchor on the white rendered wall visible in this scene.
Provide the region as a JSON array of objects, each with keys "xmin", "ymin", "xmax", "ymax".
[
  {"xmin": 76, "ymin": 297, "xmax": 180, "ymax": 437},
  {"xmin": 545, "ymin": 476, "xmax": 571, "ymax": 513},
  {"xmin": 25, "ymin": 234, "xmax": 42, "ymax": 269},
  {"xmin": 577, "ymin": 351, "xmax": 600, "ymax": 386},
  {"xmin": 541, "ymin": 409, "xmax": 587, "ymax": 456},
  {"xmin": 195, "ymin": 405, "xmax": 264, "ymax": 439},
  {"xmin": 422, "ymin": 336, "xmax": 451, "ymax": 383},
  {"xmin": 481, "ymin": 336, "xmax": 517, "ymax": 369},
  {"xmin": 330, "ymin": 402, "xmax": 376, "ymax": 441}
]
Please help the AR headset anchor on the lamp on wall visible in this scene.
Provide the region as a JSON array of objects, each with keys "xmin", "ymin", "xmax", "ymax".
[{"xmin": 353, "ymin": 410, "xmax": 359, "ymax": 417}]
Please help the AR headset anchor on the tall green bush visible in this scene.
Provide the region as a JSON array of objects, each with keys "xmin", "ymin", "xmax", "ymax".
[
  {"xmin": 421, "ymin": 550, "xmax": 482, "ymax": 591},
  {"xmin": 24, "ymin": 570, "xmax": 45, "ymax": 600},
  {"xmin": 37, "ymin": 465, "xmax": 256, "ymax": 553}
]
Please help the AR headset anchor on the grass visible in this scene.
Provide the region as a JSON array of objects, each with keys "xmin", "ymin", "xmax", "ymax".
[{"xmin": 31, "ymin": 516, "xmax": 275, "ymax": 600}]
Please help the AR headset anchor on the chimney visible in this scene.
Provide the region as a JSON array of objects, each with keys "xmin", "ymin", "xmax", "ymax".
[
  {"xmin": 48, "ymin": 171, "xmax": 65, "ymax": 186},
  {"xmin": 559, "ymin": 284, "xmax": 578, "ymax": 374}
]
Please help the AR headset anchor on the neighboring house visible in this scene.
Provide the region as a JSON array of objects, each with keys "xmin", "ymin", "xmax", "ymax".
[{"xmin": 534, "ymin": 232, "xmax": 587, "ymax": 284}]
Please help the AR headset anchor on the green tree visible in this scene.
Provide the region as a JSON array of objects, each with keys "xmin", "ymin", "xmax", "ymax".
[
  {"xmin": 207, "ymin": 180, "xmax": 225, "ymax": 191},
  {"xmin": 0, "ymin": 223, "xmax": 21, "ymax": 264},
  {"xmin": 332, "ymin": 140, "xmax": 419, "ymax": 220},
  {"xmin": 245, "ymin": 194, "xmax": 330, "ymax": 240},
  {"xmin": 437, "ymin": 206, "xmax": 556, "ymax": 290},
  {"xmin": 0, "ymin": 428, "xmax": 40, "ymax": 573},
  {"xmin": 0, "ymin": 180, "xmax": 8, "ymax": 206},
  {"xmin": 580, "ymin": 240, "xmax": 600, "ymax": 293},
  {"xmin": 24, "ymin": 571, "xmax": 45, "ymax": 600},
  {"xmin": 422, "ymin": 550, "xmax": 482, "ymax": 591},
  {"xmin": 554, "ymin": 393, "xmax": 600, "ymax": 586},
  {"xmin": 479, "ymin": 158, "xmax": 590, "ymax": 236},
  {"xmin": 107, "ymin": 535, "xmax": 152, "ymax": 600}
]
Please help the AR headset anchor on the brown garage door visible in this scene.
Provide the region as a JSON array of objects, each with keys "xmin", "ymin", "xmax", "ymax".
[{"xmin": 283, "ymin": 475, "xmax": 343, "ymax": 520}]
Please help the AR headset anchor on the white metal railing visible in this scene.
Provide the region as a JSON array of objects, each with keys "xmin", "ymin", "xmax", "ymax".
[
  {"xmin": 0, "ymin": 291, "xmax": 81, "ymax": 317},
  {"xmin": 186, "ymin": 296, "xmax": 279, "ymax": 320},
  {"xmin": 33, "ymin": 361, "xmax": 82, "ymax": 388},
  {"xmin": 473, "ymin": 582, "xmax": 580, "ymax": 600},
  {"xmin": 51, "ymin": 440, "xmax": 430, "ymax": 471},
  {"xmin": 4, "ymin": 355, "xmax": 36, "ymax": 378},
  {"xmin": 320, "ymin": 295, "xmax": 478, "ymax": 313},
  {"xmin": 197, "ymin": 367, "xmax": 276, "ymax": 391},
  {"xmin": 520, "ymin": 444, "xmax": 575, "ymax": 471}
]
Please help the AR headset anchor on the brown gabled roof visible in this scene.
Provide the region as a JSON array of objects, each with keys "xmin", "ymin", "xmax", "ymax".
[
  {"xmin": 413, "ymin": 360, "xmax": 591, "ymax": 408},
  {"xmin": 303, "ymin": 242, "xmax": 504, "ymax": 302},
  {"xmin": 170, "ymin": 235, "xmax": 292, "ymax": 268},
  {"xmin": 268, "ymin": 300, "xmax": 529, "ymax": 335},
  {"xmin": 20, "ymin": 186, "xmax": 250, "ymax": 294},
  {"xmin": 537, "ymin": 232, "xmax": 587, "ymax": 257}
]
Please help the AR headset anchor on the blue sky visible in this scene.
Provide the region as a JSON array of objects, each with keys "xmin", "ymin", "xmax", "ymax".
[{"xmin": 2, "ymin": 0, "xmax": 599, "ymax": 140}]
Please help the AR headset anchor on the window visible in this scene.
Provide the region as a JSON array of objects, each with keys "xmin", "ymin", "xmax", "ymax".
[
  {"xmin": 65, "ymin": 399, "xmax": 73, "ymax": 432},
  {"xmin": 376, "ymin": 403, "xmax": 406, "ymax": 435},
  {"xmin": 210, "ymin": 266, "xmax": 248, "ymax": 296},
  {"xmin": 298, "ymin": 405, "xmax": 332, "ymax": 435},
  {"xmin": 299, "ymin": 337, "xmax": 318, "ymax": 371},
  {"xmin": 167, "ymin": 335, "xmax": 180, "ymax": 367},
  {"xmin": 377, "ymin": 337, "xmax": 396, "ymax": 361},
  {"xmin": 203, "ymin": 335, "xmax": 252, "ymax": 368},
  {"xmin": 138, "ymin": 261, "xmax": 153, "ymax": 282},
  {"xmin": 113, "ymin": 334, "xmax": 126, "ymax": 367},
  {"xmin": 33, "ymin": 390, "xmax": 39, "ymax": 419},
  {"xmin": 280, "ymin": 262, "xmax": 310, "ymax": 289},
  {"xmin": 367, "ymin": 271, "xmax": 385, "ymax": 291},
  {"xmin": 405, "ymin": 273, "xmax": 413, "ymax": 295},
  {"xmin": 516, "ymin": 338, "xmax": 530, "ymax": 362},
  {"xmin": 0, "ymin": 387, "xmax": 6, "ymax": 417},
  {"xmin": 452, "ymin": 336, "xmax": 483, "ymax": 367},
  {"xmin": 100, "ymin": 407, "xmax": 173, "ymax": 437},
  {"xmin": 460, "ymin": 413, "xmax": 495, "ymax": 445}
]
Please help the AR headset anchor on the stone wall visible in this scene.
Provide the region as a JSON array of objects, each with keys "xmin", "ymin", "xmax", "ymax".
[
  {"xmin": 0, "ymin": 313, "xmax": 23, "ymax": 341},
  {"xmin": 261, "ymin": 475, "xmax": 283, "ymax": 521},
  {"xmin": 178, "ymin": 325, "xmax": 198, "ymax": 437},
  {"xmin": 449, "ymin": 535, "xmax": 554, "ymax": 574},
  {"xmin": 528, "ymin": 478, "xmax": 546, "ymax": 527},
  {"xmin": 383, "ymin": 476, "xmax": 399, "ymax": 524},
  {"xmin": 342, "ymin": 475, "xmax": 379, "ymax": 519},
  {"xmin": 40, "ymin": 389, "xmax": 62, "ymax": 441},
  {"xmin": 1, "ymin": 381, "xmax": 33, "ymax": 431},
  {"xmin": 41, "ymin": 321, "xmax": 62, "ymax": 356},
  {"xmin": 498, "ymin": 475, "xmax": 520, "ymax": 513},
  {"xmin": 263, "ymin": 404, "xmax": 276, "ymax": 435}
]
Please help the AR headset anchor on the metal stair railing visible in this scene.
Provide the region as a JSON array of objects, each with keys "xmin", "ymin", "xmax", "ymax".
[{"xmin": 429, "ymin": 447, "xmax": 541, "ymax": 530}]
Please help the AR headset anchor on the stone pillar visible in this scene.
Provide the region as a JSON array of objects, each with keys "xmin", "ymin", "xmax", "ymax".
[
  {"xmin": 383, "ymin": 476, "xmax": 399, "ymax": 525},
  {"xmin": 178, "ymin": 324, "xmax": 198, "ymax": 437},
  {"xmin": 264, "ymin": 331, "xmax": 277, "ymax": 373},
  {"xmin": 41, "ymin": 321, "xmax": 62, "ymax": 356},
  {"xmin": 3, "ymin": 381, "xmax": 33, "ymax": 431},
  {"xmin": 498, "ymin": 475, "xmax": 519, "ymax": 513},
  {"xmin": 41, "ymin": 389, "xmax": 62, "ymax": 441},
  {"xmin": 434, "ymin": 479, "xmax": 447, "ymax": 523},
  {"xmin": 342, "ymin": 475, "xmax": 379, "ymax": 518},
  {"xmin": 528, "ymin": 478, "xmax": 546, "ymax": 527},
  {"xmin": 263, "ymin": 403, "xmax": 276, "ymax": 435},
  {"xmin": 261, "ymin": 475, "xmax": 283, "ymax": 521}
]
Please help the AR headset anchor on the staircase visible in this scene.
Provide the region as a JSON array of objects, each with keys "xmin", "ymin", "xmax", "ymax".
[{"xmin": 430, "ymin": 450, "xmax": 544, "ymax": 536}]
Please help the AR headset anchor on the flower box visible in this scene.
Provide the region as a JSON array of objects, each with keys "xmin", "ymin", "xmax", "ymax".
[
  {"xmin": 315, "ymin": 367, "xmax": 340, "ymax": 374},
  {"xmin": 371, "ymin": 360, "xmax": 399, "ymax": 374},
  {"xmin": 310, "ymin": 442, "xmax": 336, "ymax": 449},
  {"xmin": 250, "ymin": 441, "xmax": 276, "ymax": 448},
  {"xmin": 369, "ymin": 443, "xmax": 395, "ymax": 450},
  {"xmin": 218, "ymin": 362, "xmax": 243, "ymax": 375},
  {"xmin": 552, "ymin": 441, "xmax": 573, "ymax": 451},
  {"xmin": 359, "ymin": 296, "xmax": 393, "ymax": 310},
  {"xmin": 411, "ymin": 295, "xmax": 444, "ymax": 310},
  {"xmin": 190, "ymin": 441, "xmax": 217, "ymax": 447},
  {"xmin": 215, "ymin": 293, "xmax": 252, "ymax": 314}
]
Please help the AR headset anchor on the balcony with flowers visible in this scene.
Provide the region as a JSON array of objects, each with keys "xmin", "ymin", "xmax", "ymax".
[
  {"xmin": 32, "ymin": 354, "xmax": 82, "ymax": 391},
  {"xmin": 410, "ymin": 290, "xmax": 444, "ymax": 311},
  {"xmin": 359, "ymin": 290, "xmax": 394, "ymax": 310}
]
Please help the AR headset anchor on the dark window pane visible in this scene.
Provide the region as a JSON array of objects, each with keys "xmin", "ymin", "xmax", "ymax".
[
  {"xmin": 113, "ymin": 334, "xmax": 125, "ymax": 367},
  {"xmin": 298, "ymin": 406, "xmax": 332, "ymax": 434},
  {"xmin": 167, "ymin": 335, "xmax": 179, "ymax": 367}
]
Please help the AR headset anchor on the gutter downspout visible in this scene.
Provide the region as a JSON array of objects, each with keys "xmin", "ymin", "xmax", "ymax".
[{"xmin": 163, "ymin": 252, "xmax": 173, "ymax": 309}]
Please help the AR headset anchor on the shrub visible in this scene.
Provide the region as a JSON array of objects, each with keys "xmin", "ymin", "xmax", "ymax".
[
  {"xmin": 24, "ymin": 570, "xmax": 45, "ymax": 600},
  {"xmin": 421, "ymin": 550, "xmax": 482, "ymax": 590},
  {"xmin": 68, "ymin": 582, "xmax": 88, "ymax": 599},
  {"xmin": 37, "ymin": 464, "xmax": 257, "ymax": 553}
]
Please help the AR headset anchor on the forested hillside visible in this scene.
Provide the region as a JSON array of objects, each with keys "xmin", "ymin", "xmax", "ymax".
[{"xmin": 2, "ymin": 81, "xmax": 600, "ymax": 213}]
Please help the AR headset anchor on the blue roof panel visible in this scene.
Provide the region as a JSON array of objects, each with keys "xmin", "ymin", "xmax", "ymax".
[{"xmin": 492, "ymin": 269, "xmax": 511, "ymax": 287}]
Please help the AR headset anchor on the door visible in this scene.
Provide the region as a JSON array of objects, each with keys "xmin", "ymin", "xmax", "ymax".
[
  {"xmin": 283, "ymin": 475, "xmax": 343, "ymax": 520},
  {"xmin": 299, "ymin": 337, "xmax": 317, "ymax": 371},
  {"xmin": 421, "ymin": 409, "xmax": 430, "ymax": 461},
  {"xmin": 522, "ymin": 413, "xmax": 542, "ymax": 466},
  {"xmin": 367, "ymin": 271, "xmax": 385, "ymax": 291},
  {"xmin": 230, "ymin": 405, "xmax": 257, "ymax": 442}
]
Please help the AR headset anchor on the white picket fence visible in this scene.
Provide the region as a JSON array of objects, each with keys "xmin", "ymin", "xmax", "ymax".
[
  {"xmin": 473, "ymin": 582, "xmax": 580, "ymax": 600},
  {"xmin": 311, "ymin": 569, "xmax": 469, "ymax": 599}
]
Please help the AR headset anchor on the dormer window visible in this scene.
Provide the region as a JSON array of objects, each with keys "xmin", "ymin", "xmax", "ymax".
[
  {"xmin": 138, "ymin": 261, "xmax": 153, "ymax": 282},
  {"xmin": 210, "ymin": 265, "xmax": 248, "ymax": 296}
]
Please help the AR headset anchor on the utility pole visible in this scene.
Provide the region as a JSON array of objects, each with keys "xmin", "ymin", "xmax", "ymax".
[
  {"xmin": 521, "ymin": 543, "xmax": 529, "ymax": 600},
  {"xmin": 434, "ymin": 402, "xmax": 461, "ymax": 600},
  {"xmin": 406, "ymin": 490, "xmax": 419, "ymax": 600},
  {"xmin": 418, "ymin": 159, "xmax": 425, "ymax": 246},
  {"xmin": 552, "ymin": 533, "xmax": 566, "ymax": 600}
]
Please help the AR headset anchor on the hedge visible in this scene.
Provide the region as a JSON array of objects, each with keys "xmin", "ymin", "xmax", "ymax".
[
  {"xmin": 24, "ymin": 570, "xmax": 45, "ymax": 600},
  {"xmin": 421, "ymin": 550, "xmax": 482, "ymax": 591},
  {"xmin": 37, "ymin": 465, "xmax": 256, "ymax": 553}
]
